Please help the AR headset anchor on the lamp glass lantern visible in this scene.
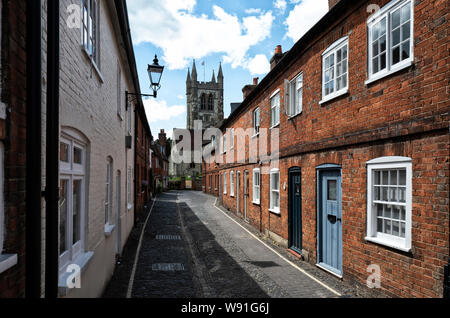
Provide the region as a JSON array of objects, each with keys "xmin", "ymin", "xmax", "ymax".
[{"xmin": 148, "ymin": 55, "xmax": 164, "ymax": 97}]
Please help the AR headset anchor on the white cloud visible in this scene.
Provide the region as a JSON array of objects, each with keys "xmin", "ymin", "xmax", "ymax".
[
  {"xmin": 128, "ymin": 1, "xmax": 274, "ymax": 72},
  {"xmin": 143, "ymin": 99, "xmax": 186, "ymax": 123},
  {"xmin": 274, "ymin": 0, "xmax": 287, "ymax": 14},
  {"xmin": 245, "ymin": 8, "xmax": 262, "ymax": 14},
  {"xmin": 177, "ymin": 95, "xmax": 185, "ymax": 100},
  {"xmin": 284, "ymin": 0, "xmax": 328, "ymax": 42},
  {"xmin": 247, "ymin": 54, "xmax": 270, "ymax": 75}
]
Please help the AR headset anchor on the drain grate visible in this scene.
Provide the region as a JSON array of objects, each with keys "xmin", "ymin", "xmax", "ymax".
[
  {"xmin": 152, "ymin": 263, "xmax": 185, "ymax": 271},
  {"xmin": 156, "ymin": 234, "xmax": 182, "ymax": 240}
]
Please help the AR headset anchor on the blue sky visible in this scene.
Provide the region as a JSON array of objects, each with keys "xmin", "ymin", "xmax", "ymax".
[{"xmin": 127, "ymin": 0, "xmax": 328, "ymax": 138}]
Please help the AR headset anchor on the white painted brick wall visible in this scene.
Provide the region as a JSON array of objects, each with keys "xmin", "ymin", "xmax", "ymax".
[{"xmin": 40, "ymin": 0, "xmax": 138, "ymax": 297}]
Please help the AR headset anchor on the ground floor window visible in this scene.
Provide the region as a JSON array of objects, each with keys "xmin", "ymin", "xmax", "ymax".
[
  {"xmin": 366, "ymin": 156, "xmax": 412, "ymax": 252},
  {"xmin": 223, "ymin": 172, "xmax": 227, "ymax": 194},
  {"xmin": 253, "ymin": 168, "xmax": 260, "ymax": 204},
  {"xmin": 269, "ymin": 169, "xmax": 280, "ymax": 213},
  {"xmin": 59, "ymin": 131, "xmax": 87, "ymax": 271},
  {"xmin": 230, "ymin": 171, "xmax": 235, "ymax": 197}
]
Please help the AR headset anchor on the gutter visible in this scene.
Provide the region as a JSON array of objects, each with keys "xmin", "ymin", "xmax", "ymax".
[{"xmin": 25, "ymin": 0, "xmax": 42, "ymax": 298}]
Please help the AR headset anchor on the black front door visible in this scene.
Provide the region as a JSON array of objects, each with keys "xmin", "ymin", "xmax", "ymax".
[{"xmin": 289, "ymin": 168, "xmax": 302, "ymax": 254}]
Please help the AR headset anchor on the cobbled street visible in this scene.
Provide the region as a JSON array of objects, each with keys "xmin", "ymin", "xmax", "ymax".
[{"xmin": 104, "ymin": 191, "xmax": 379, "ymax": 298}]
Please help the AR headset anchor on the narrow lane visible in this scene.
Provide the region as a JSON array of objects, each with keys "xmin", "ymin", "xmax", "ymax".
[{"xmin": 128, "ymin": 190, "xmax": 341, "ymax": 298}]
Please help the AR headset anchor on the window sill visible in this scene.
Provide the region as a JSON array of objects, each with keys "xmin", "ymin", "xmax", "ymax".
[
  {"xmin": 0, "ymin": 254, "xmax": 18, "ymax": 274},
  {"xmin": 319, "ymin": 88, "xmax": 348, "ymax": 105},
  {"xmin": 81, "ymin": 47, "xmax": 104, "ymax": 83},
  {"xmin": 251, "ymin": 133, "xmax": 259, "ymax": 139},
  {"xmin": 252, "ymin": 201, "xmax": 260, "ymax": 206},
  {"xmin": 104, "ymin": 224, "xmax": 116, "ymax": 237},
  {"xmin": 117, "ymin": 113, "xmax": 124, "ymax": 121},
  {"xmin": 270, "ymin": 123, "xmax": 280, "ymax": 130},
  {"xmin": 365, "ymin": 236, "xmax": 411, "ymax": 253},
  {"xmin": 58, "ymin": 251, "xmax": 94, "ymax": 297},
  {"xmin": 365, "ymin": 60, "xmax": 413, "ymax": 86},
  {"xmin": 230, "ymin": 194, "xmax": 234, "ymax": 197},
  {"xmin": 269, "ymin": 208, "xmax": 280, "ymax": 215},
  {"xmin": 288, "ymin": 112, "xmax": 303, "ymax": 120}
]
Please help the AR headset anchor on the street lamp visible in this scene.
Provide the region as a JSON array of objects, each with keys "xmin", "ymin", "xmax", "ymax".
[
  {"xmin": 148, "ymin": 54, "xmax": 164, "ymax": 98},
  {"xmin": 126, "ymin": 54, "xmax": 164, "ymax": 108}
]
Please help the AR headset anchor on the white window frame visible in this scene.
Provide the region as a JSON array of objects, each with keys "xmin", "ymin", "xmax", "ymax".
[
  {"xmin": 230, "ymin": 128, "xmax": 235, "ymax": 150},
  {"xmin": 269, "ymin": 168, "xmax": 280, "ymax": 214},
  {"xmin": 288, "ymin": 72, "xmax": 303, "ymax": 117},
  {"xmin": 365, "ymin": 156, "xmax": 412, "ymax": 252},
  {"xmin": 105, "ymin": 158, "xmax": 113, "ymax": 230},
  {"xmin": 320, "ymin": 36, "xmax": 349, "ymax": 104},
  {"xmin": 270, "ymin": 90, "xmax": 280, "ymax": 128},
  {"xmin": 222, "ymin": 134, "xmax": 227, "ymax": 154},
  {"xmin": 253, "ymin": 107, "xmax": 260, "ymax": 136},
  {"xmin": 127, "ymin": 166, "xmax": 133, "ymax": 210},
  {"xmin": 366, "ymin": 0, "xmax": 414, "ymax": 85},
  {"xmin": 223, "ymin": 172, "xmax": 227, "ymax": 194},
  {"xmin": 230, "ymin": 171, "xmax": 235, "ymax": 197},
  {"xmin": 252, "ymin": 168, "xmax": 260, "ymax": 205},
  {"xmin": 117, "ymin": 62, "xmax": 122, "ymax": 119},
  {"xmin": 59, "ymin": 132, "xmax": 87, "ymax": 274},
  {"xmin": 82, "ymin": 0, "xmax": 100, "ymax": 65}
]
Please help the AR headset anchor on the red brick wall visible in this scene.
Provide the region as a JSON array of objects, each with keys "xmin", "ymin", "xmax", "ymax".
[
  {"xmin": 203, "ymin": 0, "xmax": 449, "ymax": 297},
  {"xmin": 135, "ymin": 112, "xmax": 151, "ymax": 222},
  {"xmin": 0, "ymin": 0, "xmax": 27, "ymax": 298}
]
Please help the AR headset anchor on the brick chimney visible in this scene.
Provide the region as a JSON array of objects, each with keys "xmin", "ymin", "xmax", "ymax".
[
  {"xmin": 158, "ymin": 129, "xmax": 166, "ymax": 146},
  {"xmin": 270, "ymin": 45, "xmax": 284, "ymax": 70},
  {"xmin": 242, "ymin": 77, "xmax": 259, "ymax": 100},
  {"xmin": 329, "ymin": 0, "xmax": 340, "ymax": 9}
]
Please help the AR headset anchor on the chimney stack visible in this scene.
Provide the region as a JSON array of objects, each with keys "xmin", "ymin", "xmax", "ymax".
[
  {"xmin": 270, "ymin": 45, "xmax": 284, "ymax": 70},
  {"xmin": 328, "ymin": 0, "xmax": 340, "ymax": 9},
  {"xmin": 158, "ymin": 129, "xmax": 166, "ymax": 146},
  {"xmin": 242, "ymin": 78, "xmax": 259, "ymax": 100}
]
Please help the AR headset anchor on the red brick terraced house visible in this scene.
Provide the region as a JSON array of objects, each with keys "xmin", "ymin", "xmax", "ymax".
[
  {"xmin": 151, "ymin": 129, "xmax": 169, "ymax": 193},
  {"xmin": 0, "ymin": 0, "xmax": 27, "ymax": 298},
  {"xmin": 203, "ymin": 0, "xmax": 450, "ymax": 297},
  {"xmin": 134, "ymin": 103, "xmax": 153, "ymax": 224}
]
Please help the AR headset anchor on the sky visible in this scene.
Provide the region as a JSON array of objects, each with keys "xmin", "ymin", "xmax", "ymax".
[{"xmin": 127, "ymin": 0, "xmax": 329, "ymax": 138}]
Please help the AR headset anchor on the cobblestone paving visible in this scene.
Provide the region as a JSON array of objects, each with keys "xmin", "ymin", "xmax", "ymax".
[{"xmin": 104, "ymin": 191, "xmax": 385, "ymax": 298}]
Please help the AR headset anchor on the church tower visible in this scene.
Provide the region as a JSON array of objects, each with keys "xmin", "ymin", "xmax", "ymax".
[{"xmin": 186, "ymin": 60, "xmax": 224, "ymax": 129}]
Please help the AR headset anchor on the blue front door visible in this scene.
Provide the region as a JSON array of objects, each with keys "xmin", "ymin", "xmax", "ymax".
[{"xmin": 318, "ymin": 169, "xmax": 342, "ymax": 276}]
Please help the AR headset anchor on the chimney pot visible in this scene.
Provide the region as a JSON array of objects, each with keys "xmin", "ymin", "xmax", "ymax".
[
  {"xmin": 253, "ymin": 77, "xmax": 259, "ymax": 85},
  {"xmin": 275, "ymin": 45, "xmax": 282, "ymax": 55}
]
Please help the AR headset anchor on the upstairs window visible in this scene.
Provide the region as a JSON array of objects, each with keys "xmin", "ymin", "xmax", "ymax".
[
  {"xmin": 230, "ymin": 129, "xmax": 234, "ymax": 150},
  {"xmin": 321, "ymin": 37, "xmax": 348, "ymax": 103},
  {"xmin": 117, "ymin": 63, "xmax": 122, "ymax": 118},
  {"xmin": 222, "ymin": 134, "xmax": 227, "ymax": 154},
  {"xmin": 367, "ymin": 0, "xmax": 413, "ymax": 83},
  {"xmin": 253, "ymin": 108, "xmax": 260, "ymax": 136},
  {"xmin": 366, "ymin": 156, "xmax": 412, "ymax": 252},
  {"xmin": 288, "ymin": 73, "xmax": 303, "ymax": 117},
  {"xmin": 270, "ymin": 90, "xmax": 280, "ymax": 128},
  {"xmin": 82, "ymin": 0, "xmax": 99, "ymax": 65}
]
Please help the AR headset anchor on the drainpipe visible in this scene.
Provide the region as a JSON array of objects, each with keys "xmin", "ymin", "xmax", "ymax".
[
  {"xmin": 25, "ymin": 0, "xmax": 42, "ymax": 298},
  {"xmin": 44, "ymin": 0, "xmax": 60, "ymax": 299},
  {"xmin": 134, "ymin": 106, "xmax": 137, "ymax": 226}
]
